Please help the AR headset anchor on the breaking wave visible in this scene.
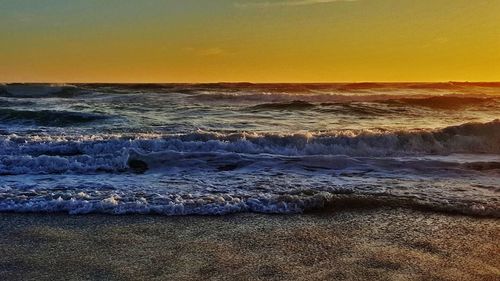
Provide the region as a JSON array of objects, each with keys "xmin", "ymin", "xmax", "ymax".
[
  {"xmin": 0, "ymin": 120, "xmax": 498, "ymax": 175},
  {"xmin": 1, "ymin": 82, "xmax": 499, "ymax": 219},
  {"xmin": 0, "ymin": 189, "xmax": 497, "ymax": 217}
]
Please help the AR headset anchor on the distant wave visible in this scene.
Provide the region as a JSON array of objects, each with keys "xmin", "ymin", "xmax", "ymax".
[
  {"xmin": 3, "ymin": 83, "xmax": 499, "ymax": 104},
  {"xmin": 248, "ymin": 101, "xmax": 407, "ymax": 115},
  {"xmin": 190, "ymin": 89, "xmax": 500, "ymax": 105},
  {"xmin": 0, "ymin": 84, "xmax": 86, "ymax": 98},
  {"xmin": 0, "ymin": 99, "xmax": 35, "ymax": 107},
  {"xmin": 189, "ymin": 92, "xmax": 399, "ymax": 103},
  {"xmin": 463, "ymin": 161, "xmax": 500, "ymax": 171},
  {"xmin": 249, "ymin": 100, "xmax": 316, "ymax": 110},
  {"xmin": 240, "ymin": 95, "xmax": 498, "ymax": 114},
  {"xmin": 98, "ymin": 82, "xmax": 500, "ymax": 92},
  {"xmin": 333, "ymin": 82, "xmax": 500, "ymax": 91},
  {"xmin": 389, "ymin": 96, "xmax": 496, "ymax": 109},
  {"xmin": 0, "ymin": 108, "xmax": 109, "ymax": 126},
  {"xmin": 401, "ymin": 82, "xmax": 500, "ymax": 90}
]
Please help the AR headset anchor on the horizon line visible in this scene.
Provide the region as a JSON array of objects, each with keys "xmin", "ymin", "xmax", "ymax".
[{"xmin": 2, "ymin": 81, "xmax": 500, "ymax": 85}]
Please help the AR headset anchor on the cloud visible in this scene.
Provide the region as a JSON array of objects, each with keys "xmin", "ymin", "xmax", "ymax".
[{"xmin": 235, "ymin": 0, "xmax": 356, "ymax": 8}]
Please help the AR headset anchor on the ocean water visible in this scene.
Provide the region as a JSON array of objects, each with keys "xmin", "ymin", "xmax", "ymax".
[{"xmin": 0, "ymin": 83, "xmax": 499, "ymax": 216}]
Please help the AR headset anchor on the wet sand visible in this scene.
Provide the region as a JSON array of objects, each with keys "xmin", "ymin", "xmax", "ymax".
[{"xmin": 0, "ymin": 208, "xmax": 499, "ymax": 281}]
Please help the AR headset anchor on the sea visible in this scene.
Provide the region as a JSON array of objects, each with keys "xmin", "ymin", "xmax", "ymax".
[{"xmin": 0, "ymin": 82, "xmax": 499, "ymax": 216}]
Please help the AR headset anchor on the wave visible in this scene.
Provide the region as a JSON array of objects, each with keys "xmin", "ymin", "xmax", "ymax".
[
  {"xmin": 2, "ymin": 120, "xmax": 498, "ymax": 156},
  {"xmin": 401, "ymin": 82, "xmax": 500, "ymax": 90},
  {"xmin": 0, "ymin": 108, "xmax": 109, "ymax": 126},
  {"xmin": 189, "ymin": 89, "xmax": 500, "ymax": 105},
  {"xmin": 0, "ymin": 99, "xmax": 35, "ymax": 107},
  {"xmin": 242, "ymin": 96, "xmax": 498, "ymax": 114},
  {"xmin": 189, "ymin": 92, "xmax": 397, "ymax": 103},
  {"xmin": 324, "ymin": 103, "xmax": 406, "ymax": 116},
  {"xmin": 0, "ymin": 120, "xmax": 498, "ymax": 175},
  {"xmin": 1, "ymin": 119, "xmax": 498, "ymax": 217},
  {"xmin": 334, "ymin": 82, "xmax": 500, "ymax": 91},
  {"xmin": 389, "ymin": 96, "xmax": 496, "ymax": 109},
  {"xmin": 127, "ymin": 149, "xmax": 500, "ymax": 175},
  {"xmin": 0, "ymin": 190, "xmax": 497, "ymax": 217},
  {"xmin": 249, "ymin": 100, "xmax": 316, "ymax": 110},
  {"xmin": 111, "ymin": 82, "xmax": 500, "ymax": 92},
  {"xmin": 248, "ymin": 100, "xmax": 408, "ymax": 115},
  {"xmin": 0, "ymin": 84, "xmax": 86, "ymax": 98},
  {"xmin": 3, "ymin": 83, "xmax": 499, "ymax": 104},
  {"xmin": 462, "ymin": 161, "xmax": 500, "ymax": 171},
  {"xmin": 248, "ymin": 101, "xmax": 399, "ymax": 115},
  {"xmin": 2, "ymin": 148, "xmax": 498, "ymax": 176}
]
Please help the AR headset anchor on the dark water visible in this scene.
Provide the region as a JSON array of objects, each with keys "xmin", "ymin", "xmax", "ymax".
[{"xmin": 0, "ymin": 83, "xmax": 499, "ymax": 215}]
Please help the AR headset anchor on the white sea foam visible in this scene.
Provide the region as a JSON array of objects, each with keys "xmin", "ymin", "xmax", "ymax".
[
  {"xmin": 0, "ymin": 188, "xmax": 497, "ymax": 216},
  {"xmin": 1, "ymin": 84, "xmax": 499, "ymax": 217},
  {"xmin": 1, "ymin": 120, "xmax": 499, "ymax": 175}
]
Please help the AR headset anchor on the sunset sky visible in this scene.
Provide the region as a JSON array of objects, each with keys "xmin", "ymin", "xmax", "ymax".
[{"xmin": 1, "ymin": 0, "xmax": 499, "ymax": 83}]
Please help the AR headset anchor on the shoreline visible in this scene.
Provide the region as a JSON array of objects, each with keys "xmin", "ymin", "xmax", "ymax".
[
  {"xmin": 1, "ymin": 193, "xmax": 498, "ymax": 218},
  {"xmin": 1, "ymin": 207, "xmax": 499, "ymax": 280}
]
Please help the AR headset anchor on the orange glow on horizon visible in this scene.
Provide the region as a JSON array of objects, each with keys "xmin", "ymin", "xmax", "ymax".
[{"xmin": 1, "ymin": 0, "xmax": 499, "ymax": 83}]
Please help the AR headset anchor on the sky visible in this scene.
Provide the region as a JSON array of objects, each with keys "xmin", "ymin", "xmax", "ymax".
[{"xmin": 0, "ymin": 0, "xmax": 499, "ymax": 83}]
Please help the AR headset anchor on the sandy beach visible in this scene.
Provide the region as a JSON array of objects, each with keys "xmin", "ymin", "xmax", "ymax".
[{"xmin": 0, "ymin": 208, "xmax": 498, "ymax": 281}]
